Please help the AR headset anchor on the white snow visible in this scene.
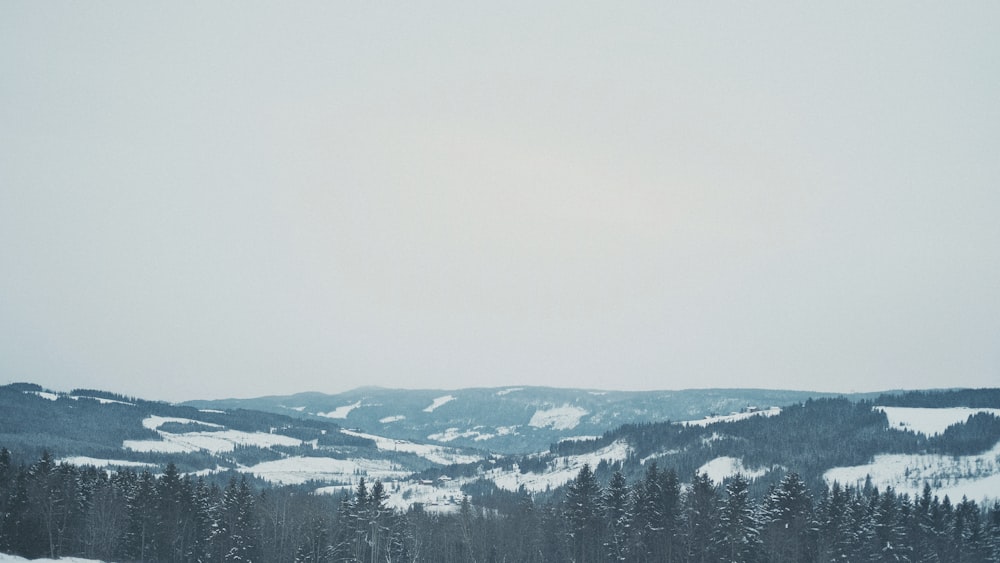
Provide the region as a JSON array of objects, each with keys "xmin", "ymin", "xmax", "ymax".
[
  {"xmin": 875, "ymin": 406, "xmax": 1000, "ymax": 436},
  {"xmin": 125, "ymin": 416, "xmax": 301, "ymax": 453},
  {"xmin": 380, "ymin": 415, "xmax": 406, "ymax": 423},
  {"xmin": 0, "ymin": 555, "xmax": 104, "ymax": 562},
  {"xmin": 288, "ymin": 406, "xmax": 307, "ymax": 412},
  {"xmin": 59, "ymin": 456, "xmax": 156, "ymax": 469},
  {"xmin": 698, "ymin": 456, "xmax": 772, "ymax": 484},
  {"xmin": 29, "ymin": 391, "xmax": 59, "ymax": 401},
  {"xmin": 340, "ymin": 429, "xmax": 482, "ymax": 466},
  {"xmin": 246, "ymin": 456, "xmax": 409, "ymax": 486},
  {"xmin": 319, "ymin": 400, "xmax": 362, "ymax": 419},
  {"xmin": 198, "ymin": 409, "xmax": 225, "ymax": 414},
  {"xmin": 126, "ymin": 429, "xmax": 302, "ymax": 454},
  {"xmin": 496, "ymin": 387, "xmax": 524, "ymax": 396},
  {"xmin": 141, "ymin": 416, "xmax": 223, "ymax": 431},
  {"xmin": 71, "ymin": 395, "xmax": 135, "ymax": 406},
  {"xmin": 427, "ymin": 427, "xmax": 497, "ymax": 442},
  {"xmin": 682, "ymin": 407, "xmax": 781, "ymax": 427},
  {"xmin": 528, "ymin": 405, "xmax": 588, "ymax": 430},
  {"xmin": 824, "ymin": 439, "xmax": 1000, "ymax": 503},
  {"xmin": 489, "ymin": 440, "xmax": 631, "ymax": 493},
  {"xmin": 423, "ymin": 395, "xmax": 456, "ymax": 413}
]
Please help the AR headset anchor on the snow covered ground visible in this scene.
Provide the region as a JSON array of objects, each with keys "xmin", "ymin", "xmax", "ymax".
[
  {"xmin": 340, "ymin": 429, "xmax": 481, "ymax": 466},
  {"xmin": 0, "ymin": 555, "xmax": 102, "ymax": 562},
  {"xmin": 423, "ymin": 395, "xmax": 456, "ymax": 413},
  {"xmin": 697, "ymin": 456, "xmax": 773, "ymax": 484},
  {"xmin": 59, "ymin": 457, "xmax": 156, "ymax": 469},
  {"xmin": 319, "ymin": 400, "xmax": 362, "ymax": 419},
  {"xmin": 824, "ymin": 439, "xmax": 1000, "ymax": 503},
  {"xmin": 124, "ymin": 415, "xmax": 302, "ymax": 454},
  {"xmin": 379, "ymin": 415, "xmax": 406, "ymax": 423},
  {"xmin": 681, "ymin": 407, "xmax": 781, "ymax": 427},
  {"xmin": 488, "ymin": 440, "xmax": 631, "ymax": 493},
  {"xmin": 528, "ymin": 405, "xmax": 588, "ymax": 430},
  {"xmin": 875, "ymin": 406, "xmax": 1000, "ymax": 436},
  {"xmin": 246, "ymin": 456, "xmax": 410, "ymax": 486}
]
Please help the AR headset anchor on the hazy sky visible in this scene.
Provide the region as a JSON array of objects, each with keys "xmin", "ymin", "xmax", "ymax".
[{"xmin": 2, "ymin": 2, "xmax": 998, "ymax": 402}]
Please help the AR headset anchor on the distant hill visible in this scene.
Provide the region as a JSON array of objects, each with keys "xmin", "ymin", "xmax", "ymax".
[{"xmin": 183, "ymin": 386, "xmax": 887, "ymax": 453}]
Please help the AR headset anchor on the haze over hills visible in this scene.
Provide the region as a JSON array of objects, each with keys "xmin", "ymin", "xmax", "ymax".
[
  {"xmin": 3, "ymin": 381, "xmax": 999, "ymax": 511},
  {"xmin": 182, "ymin": 385, "xmax": 888, "ymax": 454}
]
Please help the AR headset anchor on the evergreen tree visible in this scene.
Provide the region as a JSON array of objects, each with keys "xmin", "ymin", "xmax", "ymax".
[
  {"xmin": 681, "ymin": 471, "xmax": 717, "ymax": 563},
  {"xmin": 761, "ymin": 472, "xmax": 814, "ymax": 563},
  {"xmin": 564, "ymin": 463, "xmax": 603, "ymax": 563},
  {"xmin": 713, "ymin": 474, "xmax": 761, "ymax": 563},
  {"xmin": 602, "ymin": 470, "xmax": 630, "ymax": 562}
]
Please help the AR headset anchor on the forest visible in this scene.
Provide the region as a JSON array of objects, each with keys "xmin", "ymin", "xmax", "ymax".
[{"xmin": 1, "ymin": 448, "xmax": 999, "ymax": 563}]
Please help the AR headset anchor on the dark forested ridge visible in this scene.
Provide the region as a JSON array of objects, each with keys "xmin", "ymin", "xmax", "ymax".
[
  {"xmin": 1, "ymin": 450, "xmax": 999, "ymax": 562},
  {"xmin": 2, "ymin": 383, "xmax": 1000, "ymax": 561}
]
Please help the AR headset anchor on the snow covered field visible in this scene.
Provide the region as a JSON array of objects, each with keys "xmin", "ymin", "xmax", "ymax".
[
  {"xmin": 319, "ymin": 400, "xmax": 362, "ymax": 419},
  {"xmin": 423, "ymin": 395, "xmax": 456, "ymax": 413},
  {"xmin": 488, "ymin": 440, "xmax": 631, "ymax": 493},
  {"xmin": 123, "ymin": 415, "xmax": 302, "ymax": 454},
  {"xmin": 0, "ymin": 555, "xmax": 102, "ymax": 563},
  {"xmin": 875, "ymin": 406, "xmax": 1000, "ymax": 436},
  {"xmin": 528, "ymin": 405, "xmax": 588, "ymax": 430},
  {"xmin": 247, "ymin": 456, "xmax": 409, "ymax": 485},
  {"xmin": 824, "ymin": 439, "xmax": 1000, "ymax": 503},
  {"xmin": 697, "ymin": 456, "xmax": 773, "ymax": 484},
  {"xmin": 340, "ymin": 429, "xmax": 481, "ymax": 465},
  {"xmin": 59, "ymin": 457, "xmax": 156, "ymax": 469},
  {"xmin": 681, "ymin": 406, "xmax": 781, "ymax": 427}
]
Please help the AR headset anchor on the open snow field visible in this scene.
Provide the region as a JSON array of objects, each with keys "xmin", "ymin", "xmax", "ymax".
[
  {"xmin": 528, "ymin": 405, "xmax": 589, "ymax": 430},
  {"xmin": 681, "ymin": 407, "xmax": 781, "ymax": 427},
  {"xmin": 698, "ymin": 456, "xmax": 773, "ymax": 484},
  {"xmin": 0, "ymin": 555, "xmax": 103, "ymax": 562},
  {"xmin": 123, "ymin": 415, "xmax": 302, "ymax": 454},
  {"xmin": 340, "ymin": 429, "xmax": 481, "ymax": 465},
  {"xmin": 247, "ymin": 456, "xmax": 410, "ymax": 486},
  {"xmin": 824, "ymin": 439, "xmax": 1000, "ymax": 503},
  {"xmin": 488, "ymin": 440, "xmax": 631, "ymax": 493},
  {"xmin": 875, "ymin": 406, "xmax": 1000, "ymax": 436}
]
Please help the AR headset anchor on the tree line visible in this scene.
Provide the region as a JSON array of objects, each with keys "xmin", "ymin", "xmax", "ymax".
[{"xmin": 2, "ymin": 448, "xmax": 1000, "ymax": 562}]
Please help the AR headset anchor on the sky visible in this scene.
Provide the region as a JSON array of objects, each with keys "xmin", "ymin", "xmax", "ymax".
[{"xmin": 1, "ymin": 2, "xmax": 998, "ymax": 403}]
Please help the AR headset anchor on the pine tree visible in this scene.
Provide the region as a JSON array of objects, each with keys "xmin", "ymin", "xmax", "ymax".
[
  {"xmin": 681, "ymin": 471, "xmax": 718, "ymax": 563},
  {"xmin": 762, "ymin": 472, "xmax": 814, "ymax": 563},
  {"xmin": 564, "ymin": 464, "xmax": 603, "ymax": 563},
  {"xmin": 713, "ymin": 474, "xmax": 761, "ymax": 563},
  {"xmin": 602, "ymin": 470, "xmax": 630, "ymax": 562}
]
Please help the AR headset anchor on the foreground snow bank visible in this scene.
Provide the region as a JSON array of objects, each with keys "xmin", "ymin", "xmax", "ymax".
[{"xmin": 0, "ymin": 554, "xmax": 104, "ymax": 562}]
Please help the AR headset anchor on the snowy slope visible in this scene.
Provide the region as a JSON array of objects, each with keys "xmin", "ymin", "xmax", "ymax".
[
  {"xmin": 875, "ymin": 406, "xmax": 1000, "ymax": 436},
  {"xmin": 824, "ymin": 439, "xmax": 1000, "ymax": 503}
]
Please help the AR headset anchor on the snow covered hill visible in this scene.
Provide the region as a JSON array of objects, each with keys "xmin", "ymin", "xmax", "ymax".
[{"xmin": 184, "ymin": 386, "xmax": 856, "ymax": 454}]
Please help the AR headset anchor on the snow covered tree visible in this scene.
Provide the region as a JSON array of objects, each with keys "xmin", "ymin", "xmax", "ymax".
[
  {"xmin": 713, "ymin": 474, "xmax": 761, "ymax": 563},
  {"xmin": 762, "ymin": 472, "xmax": 814, "ymax": 563},
  {"xmin": 564, "ymin": 463, "xmax": 603, "ymax": 563},
  {"xmin": 602, "ymin": 470, "xmax": 630, "ymax": 561},
  {"xmin": 681, "ymin": 471, "xmax": 717, "ymax": 563}
]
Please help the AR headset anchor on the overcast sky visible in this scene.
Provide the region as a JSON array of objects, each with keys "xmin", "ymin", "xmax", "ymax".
[{"xmin": 2, "ymin": 2, "xmax": 998, "ymax": 402}]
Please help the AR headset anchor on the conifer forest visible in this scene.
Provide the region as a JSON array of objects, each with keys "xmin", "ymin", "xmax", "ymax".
[{"xmin": 2, "ymin": 448, "xmax": 999, "ymax": 562}]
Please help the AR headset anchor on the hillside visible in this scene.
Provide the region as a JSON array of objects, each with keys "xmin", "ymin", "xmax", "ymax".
[{"xmin": 182, "ymin": 386, "xmax": 883, "ymax": 454}]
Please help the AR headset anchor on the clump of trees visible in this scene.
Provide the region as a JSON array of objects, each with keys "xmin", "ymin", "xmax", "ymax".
[{"xmin": 2, "ymin": 448, "xmax": 999, "ymax": 562}]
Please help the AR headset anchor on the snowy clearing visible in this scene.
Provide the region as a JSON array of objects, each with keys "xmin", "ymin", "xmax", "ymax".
[
  {"xmin": 28, "ymin": 391, "xmax": 59, "ymax": 401},
  {"xmin": 0, "ymin": 554, "xmax": 103, "ymax": 562},
  {"xmin": 198, "ymin": 408, "xmax": 225, "ymax": 414},
  {"xmin": 427, "ymin": 427, "xmax": 497, "ymax": 442},
  {"xmin": 874, "ymin": 406, "xmax": 1000, "ymax": 436},
  {"xmin": 496, "ymin": 387, "xmax": 524, "ymax": 396},
  {"xmin": 379, "ymin": 415, "xmax": 406, "ymax": 423},
  {"xmin": 698, "ymin": 456, "xmax": 772, "ymax": 484},
  {"xmin": 141, "ymin": 415, "xmax": 223, "ymax": 431},
  {"xmin": 423, "ymin": 395, "xmax": 456, "ymax": 413},
  {"xmin": 319, "ymin": 400, "xmax": 362, "ymax": 419},
  {"xmin": 59, "ymin": 456, "xmax": 156, "ymax": 469},
  {"xmin": 71, "ymin": 395, "xmax": 135, "ymax": 406},
  {"xmin": 246, "ymin": 456, "xmax": 409, "ymax": 486},
  {"xmin": 824, "ymin": 439, "xmax": 1000, "ymax": 503},
  {"xmin": 488, "ymin": 440, "xmax": 631, "ymax": 493},
  {"xmin": 125, "ymin": 429, "xmax": 302, "ymax": 454},
  {"xmin": 681, "ymin": 407, "xmax": 781, "ymax": 427},
  {"xmin": 340, "ymin": 429, "xmax": 482, "ymax": 466},
  {"xmin": 528, "ymin": 405, "xmax": 588, "ymax": 430}
]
